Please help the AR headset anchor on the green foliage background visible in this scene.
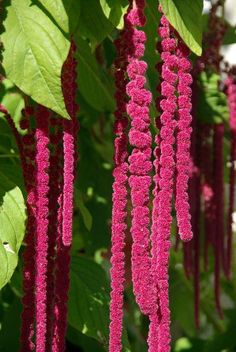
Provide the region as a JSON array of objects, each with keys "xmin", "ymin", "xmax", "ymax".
[{"xmin": 1, "ymin": 0, "xmax": 236, "ymax": 351}]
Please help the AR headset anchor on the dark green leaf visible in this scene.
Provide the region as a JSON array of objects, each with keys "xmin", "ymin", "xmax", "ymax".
[
  {"xmin": 0, "ymin": 297, "xmax": 21, "ymax": 351},
  {"xmin": 68, "ymin": 256, "xmax": 110, "ymax": 346},
  {"xmin": 78, "ymin": 0, "xmax": 114, "ymax": 44},
  {"xmin": 76, "ymin": 37, "xmax": 115, "ymax": 112}
]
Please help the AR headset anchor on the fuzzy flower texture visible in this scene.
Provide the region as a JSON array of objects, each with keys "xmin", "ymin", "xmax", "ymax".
[
  {"xmin": 126, "ymin": 0, "xmax": 155, "ymax": 318},
  {"xmin": 151, "ymin": 9, "xmax": 193, "ymax": 352},
  {"xmin": 109, "ymin": 3, "xmax": 193, "ymax": 352}
]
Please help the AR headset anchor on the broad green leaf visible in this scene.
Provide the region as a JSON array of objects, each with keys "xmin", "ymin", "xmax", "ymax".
[
  {"xmin": 2, "ymin": 0, "xmax": 70, "ymax": 119},
  {"xmin": 76, "ymin": 37, "xmax": 115, "ymax": 112},
  {"xmin": 0, "ymin": 171, "xmax": 26, "ymax": 290},
  {"xmin": 68, "ymin": 256, "xmax": 110, "ymax": 347},
  {"xmin": 100, "ymin": 0, "xmax": 128, "ymax": 29},
  {"xmin": 78, "ymin": 0, "xmax": 114, "ymax": 44},
  {"xmin": 37, "ymin": 0, "xmax": 81, "ymax": 34},
  {"xmin": 159, "ymin": 0, "xmax": 203, "ymax": 56}
]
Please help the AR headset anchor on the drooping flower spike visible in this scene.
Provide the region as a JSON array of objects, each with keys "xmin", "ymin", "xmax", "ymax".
[
  {"xmin": 2, "ymin": 104, "xmax": 37, "ymax": 352},
  {"xmin": 126, "ymin": 0, "xmax": 155, "ymax": 318},
  {"xmin": 2, "ymin": 41, "xmax": 79, "ymax": 352},
  {"xmin": 176, "ymin": 0, "xmax": 228, "ymax": 325},
  {"xmin": 175, "ymin": 40, "xmax": 193, "ymax": 242},
  {"xmin": 45, "ymin": 114, "xmax": 63, "ymax": 351},
  {"xmin": 34, "ymin": 105, "xmax": 51, "ymax": 352},
  {"xmin": 153, "ymin": 7, "xmax": 194, "ymax": 350},
  {"xmin": 52, "ymin": 40, "xmax": 79, "ymax": 352},
  {"xmin": 154, "ymin": 12, "xmax": 178, "ymax": 351},
  {"xmin": 109, "ymin": 23, "xmax": 129, "ymax": 352}
]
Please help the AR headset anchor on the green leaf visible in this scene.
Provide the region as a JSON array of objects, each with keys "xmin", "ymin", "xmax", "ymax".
[
  {"xmin": 78, "ymin": 0, "xmax": 114, "ymax": 44},
  {"xmin": 75, "ymin": 37, "xmax": 115, "ymax": 112},
  {"xmin": 2, "ymin": 0, "xmax": 70, "ymax": 119},
  {"xmin": 37, "ymin": 0, "xmax": 81, "ymax": 34},
  {"xmin": 0, "ymin": 171, "xmax": 26, "ymax": 290},
  {"xmin": 170, "ymin": 270, "xmax": 196, "ymax": 337},
  {"xmin": 159, "ymin": 0, "xmax": 203, "ymax": 56},
  {"xmin": 100, "ymin": 0, "xmax": 128, "ymax": 29},
  {"xmin": 0, "ymin": 297, "xmax": 21, "ymax": 351},
  {"xmin": 68, "ymin": 256, "xmax": 110, "ymax": 347}
]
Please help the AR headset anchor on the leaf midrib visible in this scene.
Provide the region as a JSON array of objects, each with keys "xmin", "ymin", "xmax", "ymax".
[{"xmin": 11, "ymin": 1, "xmax": 68, "ymax": 117}]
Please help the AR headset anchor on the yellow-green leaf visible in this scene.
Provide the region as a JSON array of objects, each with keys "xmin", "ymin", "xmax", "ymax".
[{"xmin": 2, "ymin": 0, "xmax": 70, "ymax": 118}]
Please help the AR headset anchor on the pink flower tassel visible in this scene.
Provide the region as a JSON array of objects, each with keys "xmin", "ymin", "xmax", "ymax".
[
  {"xmin": 109, "ymin": 27, "xmax": 129, "ymax": 352},
  {"xmin": 62, "ymin": 41, "xmax": 78, "ymax": 247},
  {"xmin": 225, "ymin": 73, "xmax": 236, "ymax": 278},
  {"xmin": 35, "ymin": 105, "xmax": 50, "ymax": 352},
  {"xmin": 148, "ymin": 16, "xmax": 166, "ymax": 352},
  {"xmin": 46, "ymin": 116, "xmax": 63, "ymax": 350},
  {"xmin": 154, "ymin": 12, "xmax": 178, "ymax": 352},
  {"xmin": 52, "ymin": 41, "xmax": 79, "ymax": 352},
  {"xmin": 4, "ymin": 107, "xmax": 37, "ymax": 351},
  {"xmin": 20, "ymin": 110, "xmax": 37, "ymax": 352},
  {"xmin": 126, "ymin": 0, "xmax": 155, "ymax": 317},
  {"xmin": 175, "ymin": 40, "xmax": 193, "ymax": 242},
  {"xmin": 52, "ymin": 216, "xmax": 70, "ymax": 352}
]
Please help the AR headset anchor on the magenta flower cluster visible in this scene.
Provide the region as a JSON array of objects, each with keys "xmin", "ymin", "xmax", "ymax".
[
  {"xmin": 35, "ymin": 105, "xmax": 50, "ymax": 352},
  {"xmin": 151, "ymin": 9, "xmax": 193, "ymax": 351},
  {"xmin": 109, "ymin": 4, "xmax": 194, "ymax": 351},
  {"xmin": 62, "ymin": 41, "xmax": 79, "ymax": 247},
  {"xmin": 53, "ymin": 41, "xmax": 79, "ymax": 352},
  {"xmin": 3, "ymin": 42, "xmax": 80, "ymax": 352},
  {"xmin": 109, "ymin": 27, "xmax": 129, "ymax": 352},
  {"xmin": 175, "ymin": 42, "xmax": 193, "ymax": 242},
  {"xmin": 3, "ymin": 106, "xmax": 37, "ymax": 352},
  {"xmin": 126, "ymin": 0, "xmax": 155, "ymax": 318},
  {"xmin": 154, "ymin": 14, "xmax": 177, "ymax": 352}
]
